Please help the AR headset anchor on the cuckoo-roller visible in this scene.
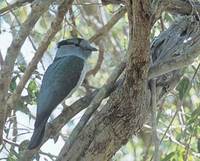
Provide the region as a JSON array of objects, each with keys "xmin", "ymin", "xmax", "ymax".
[{"xmin": 28, "ymin": 38, "xmax": 97, "ymax": 149}]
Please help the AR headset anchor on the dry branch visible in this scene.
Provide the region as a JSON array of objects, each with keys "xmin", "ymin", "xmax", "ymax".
[
  {"xmin": 0, "ymin": 0, "xmax": 34, "ymax": 15},
  {"xmin": 89, "ymin": 6, "xmax": 126, "ymax": 43},
  {"xmin": 86, "ymin": 42, "xmax": 104, "ymax": 77}
]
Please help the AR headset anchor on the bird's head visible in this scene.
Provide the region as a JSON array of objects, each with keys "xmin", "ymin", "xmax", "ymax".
[{"xmin": 56, "ymin": 38, "xmax": 97, "ymax": 59}]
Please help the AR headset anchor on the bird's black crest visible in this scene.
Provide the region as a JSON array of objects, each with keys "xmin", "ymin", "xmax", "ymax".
[{"xmin": 57, "ymin": 38, "xmax": 84, "ymax": 48}]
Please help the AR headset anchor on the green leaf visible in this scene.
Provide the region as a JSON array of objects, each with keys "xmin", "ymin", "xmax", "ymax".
[
  {"xmin": 162, "ymin": 152, "xmax": 175, "ymax": 161},
  {"xmin": 7, "ymin": 155, "xmax": 17, "ymax": 161},
  {"xmin": 27, "ymin": 80, "xmax": 39, "ymax": 104},
  {"xmin": 39, "ymin": 16, "xmax": 48, "ymax": 29},
  {"xmin": 176, "ymin": 76, "xmax": 191, "ymax": 100},
  {"xmin": 18, "ymin": 64, "xmax": 26, "ymax": 73},
  {"xmin": 10, "ymin": 76, "xmax": 17, "ymax": 92},
  {"xmin": 187, "ymin": 106, "xmax": 200, "ymax": 125},
  {"xmin": 27, "ymin": 80, "xmax": 38, "ymax": 94}
]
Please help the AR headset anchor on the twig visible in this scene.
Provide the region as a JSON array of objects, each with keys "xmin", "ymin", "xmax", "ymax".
[
  {"xmin": 150, "ymin": 79, "xmax": 159, "ymax": 161},
  {"xmin": 160, "ymin": 100, "xmax": 182, "ymax": 144},
  {"xmin": 10, "ymin": 110, "xmax": 17, "ymax": 153},
  {"xmin": 144, "ymin": 124, "xmax": 200, "ymax": 158},
  {"xmin": 89, "ymin": 6, "xmax": 126, "ymax": 43},
  {"xmin": 150, "ymin": 95, "xmax": 194, "ymax": 160},
  {"xmin": 184, "ymin": 134, "xmax": 193, "ymax": 161},
  {"xmin": 0, "ymin": 0, "xmax": 33, "ymax": 15},
  {"xmin": 86, "ymin": 41, "xmax": 104, "ymax": 77},
  {"xmin": 69, "ymin": 7, "xmax": 78, "ymax": 37},
  {"xmin": 39, "ymin": 150, "xmax": 57, "ymax": 160},
  {"xmin": 3, "ymin": 138, "xmax": 19, "ymax": 147},
  {"xmin": 159, "ymin": 16, "xmax": 164, "ymax": 31},
  {"xmin": 5, "ymin": 0, "xmax": 45, "ymax": 71},
  {"xmin": 0, "ymin": 50, "xmax": 3, "ymax": 68}
]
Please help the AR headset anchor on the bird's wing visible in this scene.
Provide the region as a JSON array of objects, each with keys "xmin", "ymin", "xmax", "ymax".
[{"xmin": 35, "ymin": 55, "xmax": 84, "ymax": 126}]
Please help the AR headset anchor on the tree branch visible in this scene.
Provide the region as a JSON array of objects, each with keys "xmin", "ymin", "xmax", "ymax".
[
  {"xmin": 0, "ymin": 0, "xmax": 34, "ymax": 15},
  {"xmin": 57, "ymin": 0, "xmax": 152, "ymax": 160},
  {"xmin": 89, "ymin": 6, "xmax": 126, "ymax": 43},
  {"xmin": 86, "ymin": 41, "xmax": 104, "ymax": 77}
]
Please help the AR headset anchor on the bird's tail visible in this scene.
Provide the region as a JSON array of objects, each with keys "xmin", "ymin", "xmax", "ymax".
[{"xmin": 28, "ymin": 119, "xmax": 47, "ymax": 150}]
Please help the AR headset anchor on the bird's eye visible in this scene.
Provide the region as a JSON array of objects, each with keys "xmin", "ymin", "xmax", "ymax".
[{"xmin": 74, "ymin": 43, "xmax": 79, "ymax": 47}]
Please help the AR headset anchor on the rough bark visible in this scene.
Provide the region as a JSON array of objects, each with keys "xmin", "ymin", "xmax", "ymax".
[{"xmin": 57, "ymin": 0, "xmax": 152, "ymax": 161}]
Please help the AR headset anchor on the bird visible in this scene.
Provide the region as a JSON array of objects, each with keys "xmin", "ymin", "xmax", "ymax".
[{"xmin": 28, "ymin": 38, "xmax": 97, "ymax": 149}]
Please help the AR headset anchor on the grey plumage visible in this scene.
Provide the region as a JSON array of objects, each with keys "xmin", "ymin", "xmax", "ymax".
[{"xmin": 28, "ymin": 38, "xmax": 97, "ymax": 149}]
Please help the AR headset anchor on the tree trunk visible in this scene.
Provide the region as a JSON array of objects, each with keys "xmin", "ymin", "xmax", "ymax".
[{"xmin": 57, "ymin": 1, "xmax": 152, "ymax": 161}]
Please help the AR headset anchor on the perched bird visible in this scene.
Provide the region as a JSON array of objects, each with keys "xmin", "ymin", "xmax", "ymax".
[{"xmin": 28, "ymin": 38, "xmax": 97, "ymax": 149}]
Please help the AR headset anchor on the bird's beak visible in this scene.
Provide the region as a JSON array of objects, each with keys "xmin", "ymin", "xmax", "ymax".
[
  {"xmin": 90, "ymin": 46, "xmax": 98, "ymax": 51},
  {"xmin": 88, "ymin": 43, "xmax": 98, "ymax": 51}
]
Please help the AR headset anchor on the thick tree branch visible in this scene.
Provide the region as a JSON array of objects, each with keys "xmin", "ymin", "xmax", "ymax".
[
  {"xmin": 150, "ymin": 79, "xmax": 159, "ymax": 161},
  {"xmin": 57, "ymin": 0, "xmax": 152, "ymax": 160}
]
